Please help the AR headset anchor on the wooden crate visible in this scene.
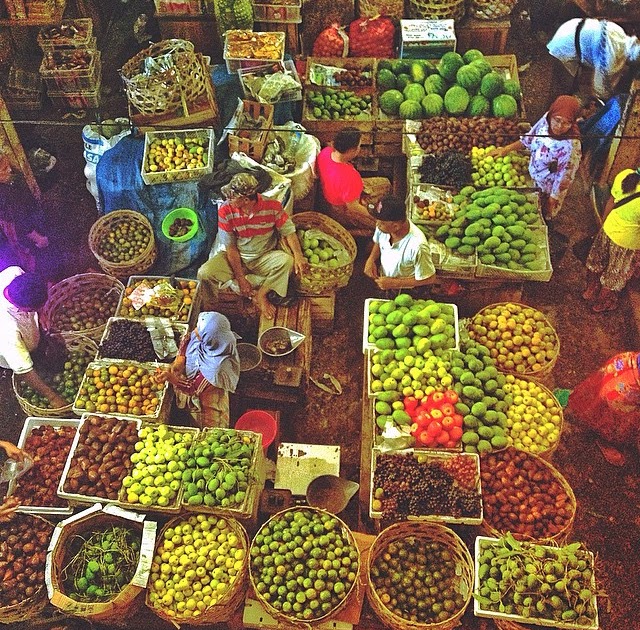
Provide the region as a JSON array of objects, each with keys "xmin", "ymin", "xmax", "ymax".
[
  {"xmin": 374, "ymin": 117, "xmax": 404, "ymax": 157},
  {"xmin": 303, "ymin": 56, "xmax": 376, "ymax": 86},
  {"xmin": 309, "ymin": 292, "xmax": 336, "ymax": 334},
  {"xmin": 455, "ymin": 17, "xmax": 511, "ymax": 56},
  {"xmin": 214, "ymin": 289, "xmax": 254, "ymax": 319},
  {"xmin": 156, "ymin": 13, "xmax": 220, "ymax": 57}
]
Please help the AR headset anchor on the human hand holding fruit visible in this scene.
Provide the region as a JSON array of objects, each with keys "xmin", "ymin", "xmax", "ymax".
[{"xmin": 364, "ymin": 256, "xmax": 379, "ymax": 279}]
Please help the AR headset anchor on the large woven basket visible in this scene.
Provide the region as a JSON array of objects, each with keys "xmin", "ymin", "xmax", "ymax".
[
  {"xmin": 120, "ymin": 39, "xmax": 209, "ymax": 117},
  {"xmin": 359, "ymin": 0, "xmax": 404, "ymax": 18},
  {"xmin": 468, "ymin": 302, "xmax": 560, "ymax": 380},
  {"xmin": 249, "ymin": 507, "xmax": 361, "ymax": 626},
  {"xmin": 88, "ymin": 209, "xmax": 157, "ymax": 279},
  {"xmin": 408, "ymin": 0, "xmax": 465, "ymax": 20},
  {"xmin": 480, "ymin": 447, "xmax": 576, "ymax": 545},
  {"xmin": 283, "ymin": 211, "xmax": 357, "ymax": 295},
  {"xmin": 12, "ymin": 335, "xmax": 98, "ymax": 418},
  {"xmin": 40, "ymin": 273, "xmax": 124, "ymax": 342},
  {"xmin": 146, "ymin": 515, "xmax": 249, "ymax": 625},
  {"xmin": 367, "ymin": 521, "xmax": 474, "ymax": 630},
  {"xmin": 469, "ymin": 0, "xmax": 517, "ymax": 19}
]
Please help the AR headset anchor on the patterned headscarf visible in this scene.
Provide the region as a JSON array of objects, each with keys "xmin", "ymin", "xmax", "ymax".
[{"xmin": 547, "ymin": 95, "xmax": 582, "ymax": 139}]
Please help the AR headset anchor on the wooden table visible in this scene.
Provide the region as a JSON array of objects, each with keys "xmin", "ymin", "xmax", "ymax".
[{"xmin": 236, "ymin": 298, "xmax": 312, "ymax": 404}]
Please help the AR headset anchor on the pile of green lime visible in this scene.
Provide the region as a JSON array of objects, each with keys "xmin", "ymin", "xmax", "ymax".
[
  {"xmin": 250, "ymin": 509, "xmax": 359, "ymax": 622},
  {"xmin": 298, "ymin": 229, "xmax": 341, "ymax": 269}
]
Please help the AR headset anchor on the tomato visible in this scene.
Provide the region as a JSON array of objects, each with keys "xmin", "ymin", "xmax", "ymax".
[
  {"xmin": 403, "ymin": 396, "xmax": 419, "ymax": 415},
  {"xmin": 444, "ymin": 440, "xmax": 458, "ymax": 449},
  {"xmin": 436, "ymin": 430, "xmax": 450, "ymax": 445},
  {"xmin": 426, "ymin": 420, "xmax": 442, "ymax": 437},
  {"xmin": 444, "ymin": 390, "xmax": 459, "ymax": 404},
  {"xmin": 441, "ymin": 416, "xmax": 455, "ymax": 431},
  {"xmin": 449, "ymin": 426, "xmax": 463, "ymax": 441},
  {"xmin": 451, "ymin": 414, "xmax": 464, "ymax": 428},
  {"xmin": 415, "ymin": 410, "xmax": 431, "ymax": 426},
  {"xmin": 440, "ymin": 403, "xmax": 455, "ymax": 417},
  {"xmin": 429, "ymin": 408, "xmax": 444, "ymax": 421},
  {"xmin": 427, "ymin": 391, "xmax": 445, "ymax": 408},
  {"xmin": 418, "ymin": 430, "xmax": 430, "ymax": 445}
]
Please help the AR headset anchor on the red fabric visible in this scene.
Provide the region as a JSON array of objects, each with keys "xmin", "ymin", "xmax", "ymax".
[
  {"xmin": 316, "ymin": 146, "xmax": 363, "ymax": 206},
  {"xmin": 547, "ymin": 95, "xmax": 582, "ymax": 139},
  {"xmin": 217, "ymin": 194, "xmax": 288, "ymax": 238},
  {"xmin": 567, "ymin": 352, "xmax": 640, "ymax": 443}
]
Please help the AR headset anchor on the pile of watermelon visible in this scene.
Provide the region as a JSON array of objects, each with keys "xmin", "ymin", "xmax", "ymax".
[{"xmin": 377, "ymin": 49, "xmax": 521, "ymax": 120}]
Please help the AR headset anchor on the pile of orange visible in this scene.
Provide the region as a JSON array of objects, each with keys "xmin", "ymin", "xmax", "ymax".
[
  {"xmin": 75, "ymin": 363, "xmax": 164, "ymax": 416},
  {"xmin": 118, "ymin": 278, "xmax": 197, "ymax": 322}
]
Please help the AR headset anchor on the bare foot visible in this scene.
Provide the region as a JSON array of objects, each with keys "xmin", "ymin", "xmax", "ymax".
[
  {"xmin": 254, "ymin": 293, "xmax": 276, "ymax": 320},
  {"xmin": 582, "ymin": 284, "xmax": 599, "ymax": 301}
]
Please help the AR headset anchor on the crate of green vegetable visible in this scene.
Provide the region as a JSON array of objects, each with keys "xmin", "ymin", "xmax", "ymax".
[
  {"xmin": 474, "ymin": 535, "xmax": 599, "ymax": 629},
  {"xmin": 46, "ymin": 504, "xmax": 157, "ymax": 622}
]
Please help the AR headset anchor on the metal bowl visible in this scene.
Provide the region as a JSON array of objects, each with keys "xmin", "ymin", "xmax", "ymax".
[
  {"xmin": 237, "ymin": 342, "xmax": 262, "ymax": 371},
  {"xmin": 258, "ymin": 327, "xmax": 304, "ymax": 357}
]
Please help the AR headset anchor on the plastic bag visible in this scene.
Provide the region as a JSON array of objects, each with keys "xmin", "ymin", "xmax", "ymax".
[
  {"xmin": 0, "ymin": 455, "xmax": 33, "ymax": 483},
  {"xmin": 348, "ymin": 16, "xmax": 395, "ymax": 58}
]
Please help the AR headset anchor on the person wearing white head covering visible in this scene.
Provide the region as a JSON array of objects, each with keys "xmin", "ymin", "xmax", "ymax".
[
  {"xmin": 547, "ymin": 18, "xmax": 640, "ymax": 98},
  {"xmin": 156, "ymin": 311, "xmax": 241, "ymax": 428}
]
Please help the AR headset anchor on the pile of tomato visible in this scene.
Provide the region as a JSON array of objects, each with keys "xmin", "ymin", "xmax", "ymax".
[{"xmin": 404, "ymin": 390, "xmax": 464, "ymax": 449}]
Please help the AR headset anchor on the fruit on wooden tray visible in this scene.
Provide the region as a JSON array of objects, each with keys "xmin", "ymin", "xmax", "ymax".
[
  {"xmin": 145, "ymin": 136, "xmax": 208, "ymax": 174},
  {"xmin": 369, "ymin": 534, "xmax": 467, "ymax": 624},
  {"xmin": 250, "ymin": 509, "xmax": 359, "ymax": 621},
  {"xmin": 168, "ymin": 217, "xmax": 194, "ymax": 238},
  {"xmin": 49, "ymin": 286, "xmax": 120, "ymax": 333},
  {"xmin": 417, "ymin": 151, "xmax": 472, "ymax": 189},
  {"xmin": 43, "ymin": 49, "xmax": 92, "ymax": 71},
  {"xmin": 96, "ymin": 219, "xmax": 151, "ymax": 263},
  {"xmin": 372, "ymin": 452, "xmax": 480, "ymax": 519},
  {"xmin": 118, "ymin": 278, "xmax": 197, "ymax": 322},
  {"xmin": 75, "ymin": 363, "xmax": 164, "ymax": 416},
  {"xmin": 306, "ymin": 88, "xmax": 372, "ymax": 120},
  {"xmin": 148, "ymin": 514, "xmax": 245, "ymax": 619},
  {"xmin": 468, "ymin": 302, "xmax": 558, "ymax": 374},
  {"xmin": 122, "ymin": 424, "xmax": 195, "ymax": 508},
  {"xmin": 62, "ymin": 415, "xmax": 138, "ymax": 499},
  {"xmin": 13, "ymin": 424, "xmax": 76, "ymax": 508},
  {"xmin": 0, "ymin": 513, "xmax": 53, "ymax": 606},
  {"xmin": 297, "ymin": 229, "xmax": 341, "ymax": 268},
  {"xmin": 182, "ymin": 428, "xmax": 256, "ymax": 509},
  {"xmin": 334, "ymin": 68, "xmax": 372, "ymax": 87},
  {"xmin": 471, "ymin": 146, "xmax": 529, "ymax": 187}
]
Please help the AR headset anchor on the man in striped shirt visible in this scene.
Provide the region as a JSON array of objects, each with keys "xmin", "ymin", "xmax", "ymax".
[{"xmin": 197, "ymin": 173, "xmax": 306, "ymax": 319}]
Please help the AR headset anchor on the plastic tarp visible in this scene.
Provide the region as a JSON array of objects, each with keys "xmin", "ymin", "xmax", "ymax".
[{"xmin": 96, "ymin": 135, "xmax": 217, "ymax": 276}]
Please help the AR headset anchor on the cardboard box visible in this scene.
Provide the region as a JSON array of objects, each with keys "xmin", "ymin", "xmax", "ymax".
[{"xmin": 400, "ymin": 19, "xmax": 456, "ymax": 59}]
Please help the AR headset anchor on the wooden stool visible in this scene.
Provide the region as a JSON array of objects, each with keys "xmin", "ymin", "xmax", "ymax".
[{"xmin": 214, "ymin": 289, "xmax": 255, "ymax": 320}]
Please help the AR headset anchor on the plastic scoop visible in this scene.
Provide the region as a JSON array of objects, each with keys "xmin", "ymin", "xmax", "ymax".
[{"xmin": 306, "ymin": 475, "xmax": 359, "ymax": 514}]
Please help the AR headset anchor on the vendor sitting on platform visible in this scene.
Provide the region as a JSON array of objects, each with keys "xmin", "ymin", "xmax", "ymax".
[
  {"xmin": 197, "ymin": 173, "xmax": 306, "ymax": 320},
  {"xmin": 316, "ymin": 128, "xmax": 391, "ymax": 234},
  {"xmin": 364, "ymin": 195, "xmax": 436, "ymax": 291},
  {"xmin": 0, "ymin": 266, "xmax": 67, "ymax": 409}
]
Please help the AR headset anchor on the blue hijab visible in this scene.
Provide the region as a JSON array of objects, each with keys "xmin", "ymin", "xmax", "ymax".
[{"xmin": 185, "ymin": 312, "xmax": 241, "ymax": 392}]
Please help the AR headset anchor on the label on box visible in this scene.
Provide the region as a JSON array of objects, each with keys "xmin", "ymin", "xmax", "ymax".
[{"xmin": 401, "ymin": 19, "xmax": 456, "ymax": 42}]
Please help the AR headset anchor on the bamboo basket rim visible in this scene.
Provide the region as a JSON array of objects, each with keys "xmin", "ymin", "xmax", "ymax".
[
  {"xmin": 470, "ymin": 0, "xmax": 517, "ymax": 20},
  {"xmin": 408, "ymin": 0, "xmax": 466, "ymax": 19},
  {"xmin": 470, "ymin": 302, "xmax": 560, "ymax": 379},
  {"xmin": 366, "ymin": 521, "xmax": 474, "ymax": 630},
  {"xmin": 481, "ymin": 446, "xmax": 576, "ymax": 544},
  {"xmin": 145, "ymin": 515, "xmax": 249, "ymax": 625},
  {"xmin": 88, "ymin": 210, "xmax": 156, "ymax": 279},
  {"xmin": 248, "ymin": 506, "xmax": 361, "ymax": 626}
]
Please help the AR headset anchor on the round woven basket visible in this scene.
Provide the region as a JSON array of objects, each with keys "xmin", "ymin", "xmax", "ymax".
[
  {"xmin": 470, "ymin": 0, "xmax": 517, "ymax": 19},
  {"xmin": 468, "ymin": 302, "xmax": 560, "ymax": 380},
  {"xmin": 481, "ymin": 447, "xmax": 576, "ymax": 545},
  {"xmin": 146, "ymin": 516, "xmax": 249, "ymax": 625},
  {"xmin": 408, "ymin": 0, "xmax": 465, "ymax": 20},
  {"xmin": 503, "ymin": 374, "xmax": 564, "ymax": 461},
  {"xmin": 283, "ymin": 211, "xmax": 357, "ymax": 296},
  {"xmin": 495, "ymin": 620, "xmax": 533, "ymax": 630},
  {"xmin": 120, "ymin": 39, "xmax": 208, "ymax": 117},
  {"xmin": 40, "ymin": 273, "xmax": 124, "ymax": 342},
  {"xmin": 88, "ymin": 210, "xmax": 157, "ymax": 279},
  {"xmin": 249, "ymin": 507, "xmax": 361, "ymax": 626},
  {"xmin": 367, "ymin": 521, "xmax": 474, "ymax": 630},
  {"xmin": 359, "ymin": 0, "xmax": 405, "ymax": 18},
  {"xmin": 12, "ymin": 335, "xmax": 98, "ymax": 418}
]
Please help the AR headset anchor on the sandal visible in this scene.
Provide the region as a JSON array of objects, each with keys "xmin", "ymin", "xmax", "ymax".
[
  {"xmin": 266, "ymin": 290, "xmax": 298, "ymax": 308},
  {"xmin": 591, "ymin": 295, "xmax": 618, "ymax": 313},
  {"xmin": 596, "ymin": 440, "xmax": 626, "ymax": 466}
]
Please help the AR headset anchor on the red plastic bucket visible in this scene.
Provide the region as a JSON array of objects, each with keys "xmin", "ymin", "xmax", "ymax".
[{"xmin": 235, "ymin": 410, "xmax": 277, "ymax": 453}]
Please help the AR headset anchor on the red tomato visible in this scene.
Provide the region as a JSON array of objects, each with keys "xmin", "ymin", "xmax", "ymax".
[
  {"xmin": 403, "ymin": 396, "xmax": 419, "ymax": 415},
  {"xmin": 451, "ymin": 414, "xmax": 464, "ymax": 428},
  {"xmin": 444, "ymin": 440, "xmax": 458, "ymax": 449},
  {"xmin": 430, "ymin": 409, "xmax": 444, "ymax": 421},
  {"xmin": 436, "ymin": 430, "xmax": 450, "ymax": 445},
  {"xmin": 449, "ymin": 426, "xmax": 463, "ymax": 441},
  {"xmin": 428, "ymin": 391, "xmax": 445, "ymax": 408},
  {"xmin": 426, "ymin": 420, "xmax": 442, "ymax": 437},
  {"xmin": 415, "ymin": 410, "xmax": 431, "ymax": 426},
  {"xmin": 444, "ymin": 390, "xmax": 459, "ymax": 404},
  {"xmin": 440, "ymin": 403, "xmax": 455, "ymax": 417},
  {"xmin": 418, "ymin": 430, "xmax": 431, "ymax": 445},
  {"xmin": 441, "ymin": 416, "xmax": 455, "ymax": 431}
]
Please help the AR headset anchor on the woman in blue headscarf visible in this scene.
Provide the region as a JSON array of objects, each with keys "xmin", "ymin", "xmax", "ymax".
[{"xmin": 157, "ymin": 311, "xmax": 241, "ymax": 428}]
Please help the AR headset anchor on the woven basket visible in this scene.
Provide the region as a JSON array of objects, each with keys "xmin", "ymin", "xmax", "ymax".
[
  {"xmin": 408, "ymin": 0, "xmax": 465, "ymax": 20},
  {"xmin": 88, "ymin": 210, "xmax": 157, "ymax": 279},
  {"xmin": 120, "ymin": 39, "xmax": 208, "ymax": 117},
  {"xmin": 12, "ymin": 335, "xmax": 98, "ymax": 418},
  {"xmin": 283, "ymin": 211, "xmax": 357, "ymax": 295},
  {"xmin": 40, "ymin": 273, "xmax": 124, "ymax": 343},
  {"xmin": 468, "ymin": 302, "xmax": 560, "ymax": 380},
  {"xmin": 358, "ymin": 0, "xmax": 404, "ymax": 18},
  {"xmin": 494, "ymin": 620, "xmax": 532, "ymax": 630},
  {"xmin": 146, "ymin": 516, "xmax": 249, "ymax": 625},
  {"xmin": 249, "ymin": 507, "xmax": 361, "ymax": 626},
  {"xmin": 367, "ymin": 521, "xmax": 474, "ymax": 630},
  {"xmin": 469, "ymin": 0, "xmax": 517, "ymax": 19},
  {"xmin": 481, "ymin": 447, "xmax": 576, "ymax": 545},
  {"xmin": 0, "ymin": 513, "xmax": 53, "ymax": 624}
]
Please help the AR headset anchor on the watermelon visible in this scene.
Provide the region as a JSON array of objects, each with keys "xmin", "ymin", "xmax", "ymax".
[
  {"xmin": 437, "ymin": 51, "xmax": 464, "ymax": 82},
  {"xmin": 492, "ymin": 94, "xmax": 518, "ymax": 118},
  {"xmin": 480, "ymin": 71, "xmax": 505, "ymax": 99},
  {"xmin": 463, "ymin": 49, "xmax": 484, "ymax": 64},
  {"xmin": 470, "ymin": 58, "xmax": 493, "ymax": 78},
  {"xmin": 399, "ymin": 99, "xmax": 424, "ymax": 120},
  {"xmin": 403, "ymin": 83, "xmax": 426, "ymax": 102},
  {"xmin": 467, "ymin": 94, "xmax": 491, "ymax": 117},
  {"xmin": 421, "ymin": 93, "xmax": 444, "ymax": 117},
  {"xmin": 444, "ymin": 85, "xmax": 470, "ymax": 116},
  {"xmin": 456, "ymin": 65, "xmax": 482, "ymax": 92},
  {"xmin": 379, "ymin": 89, "xmax": 405, "ymax": 115},
  {"xmin": 377, "ymin": 68, "xmax": 396, "ymax": 91},
  {"xmin": 424, "ymin": 74, "xmax": 448, "ymax": 96},
  {"xmin": 502, "ymin": 78, "xmax": 522, "ymax": 102}
]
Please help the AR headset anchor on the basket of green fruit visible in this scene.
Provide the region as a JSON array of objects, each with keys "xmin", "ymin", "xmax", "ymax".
[
  {"xmin": 367, "ymin": 521, "xmax": 474, "ymax": 630},
  {"xmin": 88, "ymin": 209, "xmax": 157, "ymax": 279},
  {"xmin": 12, "ymin": 335, "xmax": 97, "ymax": 418},
  {"xmin": 284, "ymin": 211, "xmax": 357, "ymax": 295},
  {"xmin": 249, "ymin": 507, "xmax": 361, "ymax": 625}
]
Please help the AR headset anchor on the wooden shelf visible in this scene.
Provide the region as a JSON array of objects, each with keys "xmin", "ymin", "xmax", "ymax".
[{"xmin": 0, "ymin": 0, "xmax": 66, "ymax": 26}]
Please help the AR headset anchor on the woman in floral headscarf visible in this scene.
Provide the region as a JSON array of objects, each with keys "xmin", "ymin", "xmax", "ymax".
[
  {"xmin": 491, "ymin": 95, "xmax": 583, "ymax": 220},
  {"xmin": 156, "ymin": 311, "xmax": 240, "ymax": 428}
]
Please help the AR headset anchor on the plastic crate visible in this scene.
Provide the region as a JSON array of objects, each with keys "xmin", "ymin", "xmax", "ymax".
[
  {"xmin": 40, "ymin": 49, "xmax": 101, "ymax": 92},
  {"xmin": 252, "ymin": 0, "xmax": 301, "ymax": 23},
  {"xmin": 224, "ymin": 30, "xmax": 286, "ymax": 74},
  {"xmin": 227, "ymin": 100, "xmax": 274, "ymax": 161},
  {"xmin": 238, "ymin": 60, "xmax": 302, "ymax": 104},
  {"xmin": 37, "ymin": 18, "xmax": 95, "ymax": 50},
  {"xmin": 370, "ymin": 449, "xmax": 482, "ymax": 523},
  {"xmin": 141, "ymin": 127, "xmax": 214, "ymax": 185}
]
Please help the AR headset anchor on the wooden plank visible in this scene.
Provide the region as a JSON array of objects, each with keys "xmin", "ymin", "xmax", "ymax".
[
  {"xmin": 156, "ymin": 12, "xmax": 220, "ymax": 58},
  {"xmin": 455, "ymin": 17, "xmax": 511, "ymax": 56},
  {"xmin": 0, "ymin": 0, "xmax": 64, "ymax": 25},
  {"xmin": 358, "ymin": 359, "xmax": 376, "ymax": 533}
]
